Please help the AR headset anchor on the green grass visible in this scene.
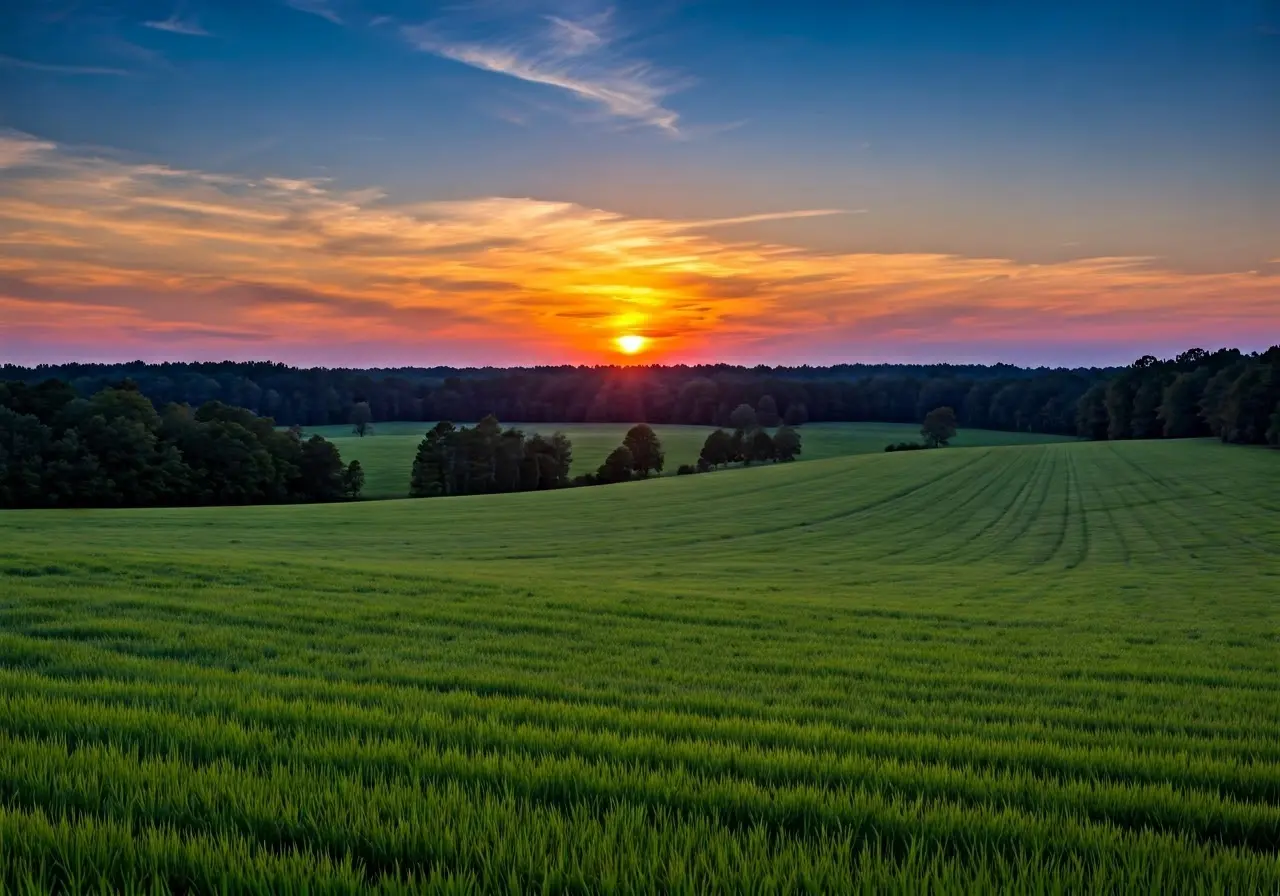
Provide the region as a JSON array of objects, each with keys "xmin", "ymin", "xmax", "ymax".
[
  {"xmin": 311, "ymin": 421, "xmax": 1071, "ymax": 499},
  {"xmin": 1, "ymin": 439, "xmax": 1278, "ymax": 892}
]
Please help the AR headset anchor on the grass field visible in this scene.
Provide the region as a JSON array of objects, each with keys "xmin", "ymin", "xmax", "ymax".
[
  {"xmin": 306, "ymin": 421, "xmax": 1071, "ymax": 499},
  {"xmin": 1, "ymin": 438, "xmax": 1278, "ymax": 892}
]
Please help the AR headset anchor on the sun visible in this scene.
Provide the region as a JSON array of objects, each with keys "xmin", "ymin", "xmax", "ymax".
[{"xmin": 615, "ymin": 334, "xmax": 647, "ymax": 355}]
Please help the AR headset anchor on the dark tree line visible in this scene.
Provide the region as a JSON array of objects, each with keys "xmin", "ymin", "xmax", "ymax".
[
  {"xmin": 696, "ymin": 405, "xmax": 803, "ymax": 470},
  {"xmin": 0, "ymin": 360, "xmax": 1112, "ymax": 436},
  {"xmin": 1075, "ymin": 347, "xmax": 1280, "ymax": 446},
  {"xmin": 409, "ymin": 417, "xmax": 573, "ymax": 497},
  {"xmin": 0, "ymin": 380, "xmax": 361, "ymax": 509}
]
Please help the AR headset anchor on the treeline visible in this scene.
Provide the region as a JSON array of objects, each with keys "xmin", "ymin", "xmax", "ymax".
[
  {"xmin": 1076, "ymin": 347, "xmax": 1280, "ymax": 446},
  {"xmin": 409, "ymin": 418, "xmax": 573, "ymax": 497},
  {"xmin": 0, "ymin": 380, "xmax": 362, "ymax": 509},
  {"xmin": 0, "ymin": 360, "xmax": 1111, "ymax": 435}
]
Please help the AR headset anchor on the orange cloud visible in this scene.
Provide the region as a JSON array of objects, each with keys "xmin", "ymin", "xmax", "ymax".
[{"xmin": 0, "ymin": 131, "xmax": 1276, "ymax": 363}]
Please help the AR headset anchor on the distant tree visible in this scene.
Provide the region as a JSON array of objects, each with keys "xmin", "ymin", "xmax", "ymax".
[
  {"xmin": 1075, "ymin": 383, "xmax": 1109, "ymax": 440},
  {"xmin": 596, "ymin": 445, "xmax": 634, "ymax": 484},
  {"xmin": 747, "ymin": 429, "xmax": 774, "ymax": 465},
  {"xmin": 773, "ymin": 424, "xmax": 802, "ymax": 461},
  {"xmin": 410, "ymin": 421, "xmax": 457, "ymax": 497},
  {"xmin": 1269, "ymin": 401, "xmax": 1280, "ymax": 447},
  {"xmin": 623, "ymin": 423, "xmax": 665, "ymax": 477},
  {"xmin": 343, "ymin": 460, "xmax": 364, "ymax": 499},
  {"xmin": 783, "ymin": 402, "xmax": 809, "ymax": 427},
  {"xmin": 676, "ymin": 463, "xmax": 698, "ymax": 475},
  {"xmin": 549, "ymin": 432, "xmax": 574, "ymax": 486},
  {"xmin": 757, "ymin": 395, "xmax": 780, "ymax": 427},
  {"xmin": 1158, "ymin": 370, "xmax": 1210, "ymax": 438},
  {"xmin": 1130, "ymin": 377, "xmax": 1164, "ymax": 439},
  {"xmin": 350, "ymin": 401, "xmax": 373, "ymax": 437},
  {"xmin": 1104, "ymin": 375, "xmax": 1137, "ymax": 441},
  {"xmin": 729, "ymin": 403, "xmax": 758, "ymax": 432},
  {"xmin": 699, "ymin": 429, "xmax": 733, "ymax": 468},
  {"xmin": 921, "ymin": 406, "xmax": 958, "ymax": 448},
  {"xmin": 298, "ymin": 435, "xmax": 346, "ymax": 501}
]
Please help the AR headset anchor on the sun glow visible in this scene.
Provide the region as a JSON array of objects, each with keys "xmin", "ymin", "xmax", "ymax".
[{"xmin": 615, "ymin": 334, "xmax": 647, "ymax": 355}]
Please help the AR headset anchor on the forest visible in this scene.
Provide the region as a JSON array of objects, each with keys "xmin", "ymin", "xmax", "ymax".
[
  {"xmin": 0, "ymin": 380, "xmax": 361, "ymax": 509},
  {"xmin": 0, "ymin": 360, "xmax": 1108, "ymax": 435},
  {"xmin": 1076, "ymin": 347, "xmax": 1280, "ymax": 446}
]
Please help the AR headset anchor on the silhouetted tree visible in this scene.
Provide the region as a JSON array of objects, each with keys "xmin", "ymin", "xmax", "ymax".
[
  {"xmin": 699, "ymin": 429, "xmax": 733, "ymax": 468},
  {"xmin": 729, "ymin": 403, "xmax": 758, "ymax": 432},
  {"xmin": 757, "ymin": 395, "xmax": 780, "ymax": 427},
  {"xmin": 773, "ymin": 424, "xmax": 802, "ymax": 461},
  {"xmin": 623, "ymin": 423, "xmax": 665, "ymax": 477},
  {"xmin": 343, "ymin": 460, "xmax": 364, "ymax": 499},
  {"xmin": 921, "ymin": 406, "xmax": 958, "ymax": 448},
  {"xmin": 350, "ymin": 401, "xmax": 373, "ymax": 437},
  {"xmin": 783, "ymin": 402, "xmax": 809, "ymax": 426},
  {"xmin": 747, "ymin": 429, "xmax": 775, "ymax": 465},
  {"xmin": 597, "ymin": 445, "xmax": 634, "ymax": 484}
]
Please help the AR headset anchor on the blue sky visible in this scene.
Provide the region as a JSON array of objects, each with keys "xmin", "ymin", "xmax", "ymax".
[{"xmin": 0, "ymin": 0, "xmax": 1277, "ymax": 366}]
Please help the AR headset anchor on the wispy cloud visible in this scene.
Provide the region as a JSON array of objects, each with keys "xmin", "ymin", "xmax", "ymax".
[
  {"xmin": 0, "ymin": 132, "xmax": 56, "ymax": 169},
  {"xmin": 404, "ymin": 6, "xmax": 686, "ymax": 135},
  {"xmin": 143, "ymin": 12, "xmax": 211, "ymax": 37},
  {"xmin": 285, "ymin": 0, "xmax": 343, "ymax": 25},
  {"xmin": 1, "ymin": 135, "xmax": 1276, "ymax": 364},
  {"xmin": 0, "ymin": 53, "xmax": 128, "ymax": 77}
]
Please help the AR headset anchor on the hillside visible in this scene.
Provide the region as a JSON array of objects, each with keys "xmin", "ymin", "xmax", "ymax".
[
  {"xmin": 1, "ymin": 439, "xmax": 1278, "ymax": 891},
  {"xmin": 309, "ymin": 421, "xmax": 1072, "ymax": 499}
]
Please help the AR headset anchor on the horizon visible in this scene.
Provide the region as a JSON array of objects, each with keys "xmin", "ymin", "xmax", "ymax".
[{"xmin": 2, "ymin": 1, "xmax": 1278, "ymax": 367}]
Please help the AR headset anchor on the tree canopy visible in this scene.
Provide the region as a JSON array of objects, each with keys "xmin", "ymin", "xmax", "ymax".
[
  {"xmin": 921, "ymin": 407, "xmax": 959, "ymax": 448},
  {"xmin": 0, "ymin": 381, "xmax": 358, "ymax": 508}
]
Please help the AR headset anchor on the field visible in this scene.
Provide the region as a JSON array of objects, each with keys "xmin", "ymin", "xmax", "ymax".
[
  {"xmin": 306, "ymin": 421, "xmax": 1071, "ymax": 499},
  {"xmin": 1, "ymin": 438, "xmax": 1279, "ymax": 892}
]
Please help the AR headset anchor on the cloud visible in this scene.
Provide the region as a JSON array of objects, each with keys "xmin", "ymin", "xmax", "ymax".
[
  {"xmin": 0, "ymin": 54, "xmax": 128, "ymax": 76},
  {"xmin": 0, "ymin": 132, "xmax": 56, "ymax": 169},
  {"xmin": 285, "ymin": 0, "xmax": 342, "ymax": 25},
  {"xmin": 143, "ymin": 13, "xmax": 211, "ymax": 37},
  {"xmin": 404, "ymin": 6, "xmax": 685, "ymax": 134},
  {"xmin": 1, "ymin": 134, "xmax": 1277, "ymax": 364}
]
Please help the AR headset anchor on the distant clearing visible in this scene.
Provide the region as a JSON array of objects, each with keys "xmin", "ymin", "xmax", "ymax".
[{"xmin": 307, "ymin": 421, "xmax": 1071, "ymax": 499}]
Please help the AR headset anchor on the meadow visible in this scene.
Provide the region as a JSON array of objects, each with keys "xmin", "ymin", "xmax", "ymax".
[
  {"xmin": 1, "ymin": 438, "xmax": 1278, "ymax": 892},
  {"xmin": 308, "ymin": 421, "xmax": 1070, "ymax": 499}
]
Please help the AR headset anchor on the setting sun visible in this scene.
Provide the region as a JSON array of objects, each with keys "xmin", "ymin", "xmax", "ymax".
[{"xmin": 615, "ymin": 334, "xmax": 647, "ymax": 355}]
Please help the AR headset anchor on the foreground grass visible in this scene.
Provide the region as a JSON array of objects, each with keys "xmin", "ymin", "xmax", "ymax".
[
  {"xmin": 312, "ymin": 421, "xmax": 1070, "ymax": 499},
  {"xmin": 0, "ymin": 439, "xmax": 1278, "ymax": 892}
]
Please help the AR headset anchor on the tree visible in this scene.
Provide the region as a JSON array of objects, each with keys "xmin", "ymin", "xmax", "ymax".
[
  {"xmin": 343, "ymin": 460, "xmax": 365, "ymax": 499},
  {"xmin": 1158, "ymin": 370, "xmax": 1209, "ymax": 438},
  {"xmin": 699, "ymin": 429, "xmax": 733, "ymax": 468},
  {"xmin": 350, "ymin": 401, "xmax": 373, "ymax": 437},
  {"xmin": 596, "ymin": 445, "xmax": 634, "ymax": 484},
  {"xmin": 623, "ymin": 423, "xmax": 665, "ymax": 477},
  {"xmin": 1075, "ymin": 383, "xmax": 1109, "ymax": 440},
  {"xmin": 921, "ymin": 406, "xmax": 958, "ymax": 448},
  {"xmin": 729, "ymin": 403, "xmax": 758, "ymax": 432},
  {"xmin": 783, "ymin": 402, "xmax": 809, "ymax": 427},
  {"xmin": 757, "ymin": 395, "xmax": 780, "ymax": 427},
  {"xmin": 411, "ymin": 421, "xmax": 457, "ymax": 497},
  {"xmin": 297, "ymin": 435, "xmax": 346, "ymax": 501},
  {"xmin": 773, "ymin": 424, "xmax": 802, "ymax": 461},
  {"xmin": 1268, "ymin": 400, "xmax": 1280, "ymax": 447},
  {"xmin": 747, "ymin": 429, "xmax": 774, "ymax": 465}
]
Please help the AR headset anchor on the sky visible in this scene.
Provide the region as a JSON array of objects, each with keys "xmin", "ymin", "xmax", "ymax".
[{"xmin": 0, "ymin": 0, "xmax": 1277, "ymax": 368}]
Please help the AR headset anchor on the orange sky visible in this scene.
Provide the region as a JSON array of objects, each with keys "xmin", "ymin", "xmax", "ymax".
[{"xmin": 1, "ymin": 132, "xmax": 1277, "ymax": 366}]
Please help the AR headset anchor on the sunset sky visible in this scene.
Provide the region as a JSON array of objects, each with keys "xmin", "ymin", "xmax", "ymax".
[{"xmin": 1, "ymin": 0, "xmax": 1277, "ymax": 367}]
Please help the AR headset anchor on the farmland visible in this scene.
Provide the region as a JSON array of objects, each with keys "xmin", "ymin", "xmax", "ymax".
[
  {"xmin": 308, "ymin": 421, "xmax": 1070, "ymax": 499},
  {"xmin": 1, "ymin": 438, "xmax": 1278, "ymax": 892}
]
